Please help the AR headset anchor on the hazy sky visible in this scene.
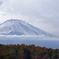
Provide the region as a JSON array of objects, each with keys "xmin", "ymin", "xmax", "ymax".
[{"xmin": 0, "ymin": 0, "xmax": 59, "ymax": 36}]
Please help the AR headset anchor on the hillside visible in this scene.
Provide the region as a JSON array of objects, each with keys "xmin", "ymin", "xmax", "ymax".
[{"xmin": 0, "ymin": 44, "xmax": 59, "ymax": 59}]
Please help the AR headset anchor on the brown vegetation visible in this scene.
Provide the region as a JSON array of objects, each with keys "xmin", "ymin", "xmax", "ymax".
[{"xmin": 0, "ymin": 44, "xmax": 59, "ymax": 59}]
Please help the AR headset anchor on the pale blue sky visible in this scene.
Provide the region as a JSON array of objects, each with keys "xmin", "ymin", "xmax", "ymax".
[{"xmin": 0, "ymin": 0, "xmax": 59, "ymax": 36}]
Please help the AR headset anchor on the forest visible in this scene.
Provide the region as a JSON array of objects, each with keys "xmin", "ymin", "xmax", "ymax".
[{"xmin": 0, "ymin": 44, "xmax": 59, "ymax": 59}]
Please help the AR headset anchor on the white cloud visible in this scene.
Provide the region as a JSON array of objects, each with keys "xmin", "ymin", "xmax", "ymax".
[{"xmin": 0, "ymin": 0, "xmax": 59, "ymax": 36}]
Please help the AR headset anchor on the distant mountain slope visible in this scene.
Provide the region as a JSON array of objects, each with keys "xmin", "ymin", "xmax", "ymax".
[{"xmin": 0, "ymin": 19, "xmax": 54, "ymax": 37}]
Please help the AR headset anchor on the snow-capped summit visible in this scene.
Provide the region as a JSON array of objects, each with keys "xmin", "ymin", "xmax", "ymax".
[{"xmin": 0, "ymin": 19, "xmax": 54, "ymax": 36}]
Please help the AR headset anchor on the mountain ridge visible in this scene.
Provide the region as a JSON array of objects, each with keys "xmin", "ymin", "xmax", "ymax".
[{"xmin": 0, "ymin": 19, "xmax": 55, "ymax": 37}]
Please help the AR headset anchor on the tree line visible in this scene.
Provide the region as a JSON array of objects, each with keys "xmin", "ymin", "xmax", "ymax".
[{"xmin": 0, "ymin": 44, "xmax": 59, "ymax": 59}]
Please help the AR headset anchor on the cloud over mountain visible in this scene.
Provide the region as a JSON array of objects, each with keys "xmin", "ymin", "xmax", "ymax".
[{"xmin": 0, "ymin": 0, "xmax": 59, "ymax": 36}]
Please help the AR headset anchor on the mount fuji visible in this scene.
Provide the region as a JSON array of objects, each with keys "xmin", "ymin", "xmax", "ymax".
[{"xmin": 0, "ymin": 19, "xmax": 54, "ymax": 37}]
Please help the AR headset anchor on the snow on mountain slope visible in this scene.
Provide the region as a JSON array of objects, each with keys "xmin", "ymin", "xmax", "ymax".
[{"xmin": 0, "ymin": 19, "xmax": 55, "ymax": 37}]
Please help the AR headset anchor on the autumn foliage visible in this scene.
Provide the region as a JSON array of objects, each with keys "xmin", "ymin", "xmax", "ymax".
[{"xmin": 0, "ymin": 44, "xmax": 59, "ymax": 59}]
